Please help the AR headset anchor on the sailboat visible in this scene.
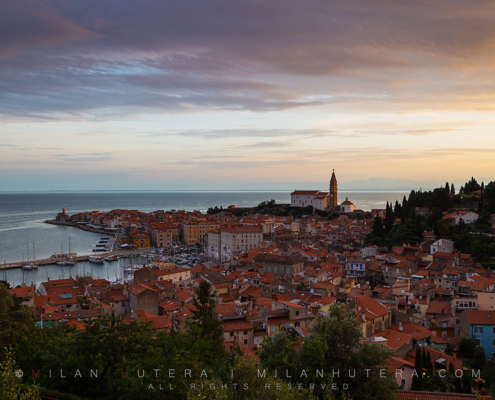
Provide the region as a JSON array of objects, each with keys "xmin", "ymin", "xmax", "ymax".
[
  {"xmin": 56, "ymin": 242, "xmax": 66, "ymax": 265},
  {"xmin": 65, "ymin": 236, "xmax": 76, "ymax": 265},
  {"xmin": 22, "ymin": 241, "xmax": 37, "ymax": 269}
]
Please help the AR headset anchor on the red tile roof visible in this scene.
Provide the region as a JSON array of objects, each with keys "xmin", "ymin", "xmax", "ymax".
[
  {"xmin": 463, "ymin": 310, "xmax": 495, "ymax": 325},
  {"xmin": 396, "ymin": 391, "xmax": 490, "ymax": 400}
]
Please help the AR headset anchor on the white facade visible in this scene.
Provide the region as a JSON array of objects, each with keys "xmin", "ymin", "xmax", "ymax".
[
  {"xmin": 430, "ymin": 238, "xmax": 454, "ymax": 254},
  {"xmin": 340, "ymin": 197, "xmax": 357, "ymax": 213},
  {"xmin": 220, "ymin": 226, "xmax": 262, "ymax": 260},
  {"xmin": 290, "ymin": 191, "xmax": 328, "ymax": 211},
  {"xmin": 206, "ymin": 230, "xmax": 221, "ymax": 261}
]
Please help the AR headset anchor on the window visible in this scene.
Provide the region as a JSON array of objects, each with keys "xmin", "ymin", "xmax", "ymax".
[
  {"xmin": 296, "ymin": 311, "xmax": 299, "ymax": 316},
  {"xmin": 474, "ymin": 326, "xmax": 483, "ymax": 334},
  {"xmin": 382, "ymin": 316, "xmax": 385, "ymax": 321},
  {"xmin": 230, "ymin": 332, "xmax": 234, "ymax": 337},
  {"xmin": 492, "ymin": 339, "xmax": 495, "ymax": 347},
  {"xmin": 492, "ymin": 327, "xmax": 495, "ymax": 334},
  {"xmin": 401, "ymin": 379, "xmax": 406, "ymax": 388},
  {"xmin": 244, "ymin": 330, "xmax": 248, "ymax": 335},
  {"xmin": 274, "ymin": 267, "xmax": 277, "ymax": 273},
  {"xmin": 476, "ymin": 338, "xmax": 481, "ymax": 346},
  {"xmin": 271, "ymin": 326, "xmax": 275, "ymax": 332},
  {"xmin": 244, "ymin": 339, "xmax": 248, "ymax": 345},
  {"xmin": 295, "ymin": 322, "xmax": 300, "ymax": 328}
]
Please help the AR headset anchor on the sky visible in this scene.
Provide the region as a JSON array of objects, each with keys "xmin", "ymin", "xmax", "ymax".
[{"xmin": 1, "ymin": 0, "xmax": 495, "ymax": 191}]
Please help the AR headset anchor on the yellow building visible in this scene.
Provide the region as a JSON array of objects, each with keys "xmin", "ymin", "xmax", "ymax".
[
  {"xmin": 128, "ymin": 229, "xmax": 151, "ymax": 248},
  {"xmin": 181, "ymin": 221, "xmax": 221, "ymax": 245}
]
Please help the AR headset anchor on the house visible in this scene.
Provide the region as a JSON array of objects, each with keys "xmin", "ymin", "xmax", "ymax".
[
  {"xmin": 128, "ymin": 230, "xmax": 151, "ymax": 248},
  {"xmin": 344, "ymin": 259, "xmax": 367, "ymax": 282},
  {"xmin": 442, "ymin": 210, "xmax": 479, "ymax": 225},
  {"xmin": 355, "ymin": 295, "xmax": 391, "ymax": 337},
  {"xmin": 459, "ymin": 310, "xmax": 495, "ymax": 359},
  {"xmin": 375, "ymin": 329, "xmax": 414, "ymax": 359},
  {"xmin": 430, "ymin": 238, "xmax": 454, "ymax": 254},
  {"xmin": 396, "ymin": 391, "xmax": 491, "ymax": 400},
  {"xmin": 222, "ymin": 319, "xmax": 254, "ymax": 348},
  {"xmin": 406, "ymin": 346, "xmax": 463, "ymax": 372},
  {"xmin": 387, "ymin": 357, "xmax": 415, "ymax": 390},
  {"xmin": 340, "ymin": 197, "xmax": 357, "ymax": 213},
  {"xmin": 128, "ymin": 284, "xmax": 159, "ymax": 315}
]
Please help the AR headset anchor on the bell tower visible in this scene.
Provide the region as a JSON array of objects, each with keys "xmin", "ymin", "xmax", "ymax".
[{"xmin": 329, "ymin": 169, "xmax": 338, "ymax": 209}]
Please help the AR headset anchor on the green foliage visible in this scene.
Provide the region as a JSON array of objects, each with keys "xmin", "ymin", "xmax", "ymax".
[
  {"xmin": 411, "ymin": 347, "xmax": 423, "ymax": 391},
  {"xmin": 258, "ymin": 302, "xmax": 397, "ymax": 400},
  {"xmin": 462, "ymin": 177, "xmax": 481, "ymax": 195},
  {"xmin": 384, "ymin": 202, "xmax": 395, "ymax": 233},
  {"xmin": 0, "ymin": 350, "xmax": 40, "ymax": 400},
  {"xmin": 259, "ymin": 330, "xmax": 299, "ymax": 373},
  {"xmin": 458, "ymin": 337, "xmax": 477, "ymax": 358}
]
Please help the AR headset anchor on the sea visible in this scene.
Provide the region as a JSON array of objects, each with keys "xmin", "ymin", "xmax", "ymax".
[{"xmin": 0, "ymin": 190, "xmax": 407, "ymax": 287}]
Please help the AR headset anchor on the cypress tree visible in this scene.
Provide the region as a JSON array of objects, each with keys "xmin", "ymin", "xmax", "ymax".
[
  {"xmin": 479, "ymin": 182, "xmax": 485, "ymax": 213},
  {"xmin": 462, "ymin": 369, "xmax": 471, "ymax": 393},
  {"xmin": 445, "ymin": 182, "xmax": 450, "ymax": 192},
  {"xmin": 372, "ymin": 216, "xmax": 384, "ymax": 237},
  {"xmin": 451, "ymin": 183, "xmax": 455, "ymax": 196},
  {"xmin": 411, "ymin": 347, "xmax": 424, "ymax": 390},
  {"xmin": 425, "ymin": 351, "xmax": 433, "ymax": 377},
  {"xmin": 384, "ymin": 201, "xmax": 395, "ymax": 233}
]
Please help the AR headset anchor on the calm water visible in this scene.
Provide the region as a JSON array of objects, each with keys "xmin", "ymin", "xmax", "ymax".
[{"xmin": 0, "ymin": 190, "xmax": 407, "ymax": 286}]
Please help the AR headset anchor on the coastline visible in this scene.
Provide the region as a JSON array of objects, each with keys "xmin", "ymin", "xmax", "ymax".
[{"xmin": 0, "ymin": 221, "xmax": 124, "ymax": 271}]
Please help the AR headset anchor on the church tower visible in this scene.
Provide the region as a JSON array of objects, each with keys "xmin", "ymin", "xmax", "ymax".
[{"xmin": 329, "ymin": 169, "xmax": 338, "ymax": 209}]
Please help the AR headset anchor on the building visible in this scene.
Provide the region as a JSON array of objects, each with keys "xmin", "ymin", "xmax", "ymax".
[
  {"xmin": 430, "ymin": 238, "xmax": 454, "ymax": 254},
  {"xmin": 355, "ymin": 295, "xmax": 391, "ymax": 337},
  {"xmin": 206, "ymin": 229, "xmax": 222, "ymax": 261},
  {"xmin": 329, "ymin": 170, "xmax": 338, "ymax": 209},
  {"xmin": 344, "ymin": 258, "xmax": 366, "ymax": 282},
  {"xmin": 290, "ymin": 190, "xmax": 328, "ymax": 211},
  {"xmin": 459, "ymin": 310, "xmax": 495, "ymax": 359},
  {"xmin": 290, "ymin": 170, "xmax": 338, "ymax": 211},
  {"xmin": 220, "ymin": 225, "xmax": 263, "ymax": 260},
  {"xmin": 149, "ymin": 227, "xmax": 172, "ymax": 248},
  {"xmin": 256, "ymin": 254, "xmax": 306, "ymax": 276},
  {"xmin": 182, "ymin": 221, "xmax": 221, "ymax": 246},
  {"xmin": 128, "ymin": 284, "xmax": 159, "ymax": 315},
  {"xmin": 442, "ymin": 210, "xmax": 479, "ymax": 225},
  {"xmin": 128, "ymin": 230, "xmax": 151, "ymax": 248},
  {"xmin": 340, "ymin": 197, "xmax": 357, "ymax": 213}
]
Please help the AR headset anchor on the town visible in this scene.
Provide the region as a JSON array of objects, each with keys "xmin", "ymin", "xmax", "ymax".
[{"xmin": 4, "ymin": 174, "xmax": 495, "ymax": 400}]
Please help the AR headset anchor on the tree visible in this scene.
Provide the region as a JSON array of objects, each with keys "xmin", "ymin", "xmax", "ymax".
[
  {"xmin": 462, "ymin": 369, "xmax": 472, "ymax": 393},
  {"xmin": 451, "ymin": 183, "xmax": 455, "ymax": 195},
  {"xmin": 458, "ymin": 337, "xmax": 476, "ymax": 358},
  {"xmin": 258, "ymin": 330, "xmax": 300, "ymax": 374},
  {"xmin": 425, "ymin": 351, "xmax": 433, "ymax": 377},
  {"xmin": 445, "ymin": 343, "xmax": 454, "ymax": 356},
  {"xmin": 189, "ymin": 281, "xmax": 223, "ymax": 341},
  {"xmin": 384, "ymin": 202, "xmax": 395, "ymax": 233},
  {"xmin": 372, "ymin": 217, "xmax": 384, "ymax": 238},
  {"xmin": 0, "ymin": 350, "xmax": 40, "ymax": 400},
  {"xmin": 259, "ymin": 303, "xmax": 397, "ymax": 400},
  {"xmin": 411, "ymin": 347, "xmax": 423, "ymax": 391},
  {"xmin": 479, "ymin": 182, "xmax": 485, "ymax": 213},
  {"xmin": 445, "ymin": 182, "xmax": 450, "ymax": 193}
]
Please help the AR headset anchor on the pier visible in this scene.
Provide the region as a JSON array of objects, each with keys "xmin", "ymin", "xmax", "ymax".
[{"xmin": 0, "ymin": 248, "xmax": 147, "ymax": 270}]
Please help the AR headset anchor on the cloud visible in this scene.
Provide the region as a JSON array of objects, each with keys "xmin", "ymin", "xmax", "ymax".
[
  {"xmin": 1, "ymin": 0, "xmax": 495, "ymax": 118},
  {"xmin": 51, "ymin": 152, "xmax": 113, "ymax": 163}
]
